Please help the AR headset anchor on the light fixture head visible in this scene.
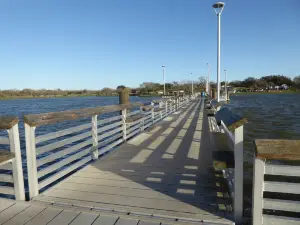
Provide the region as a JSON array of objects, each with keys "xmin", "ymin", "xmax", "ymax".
[{"xmin": 213, "ymin": 2, "xmax": 225, "ymax": 15}]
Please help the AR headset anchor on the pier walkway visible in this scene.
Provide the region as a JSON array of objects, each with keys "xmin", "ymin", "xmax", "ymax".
[{"xmin": 0, "ymin": 97, "xmax": 234, "ymax": 225}]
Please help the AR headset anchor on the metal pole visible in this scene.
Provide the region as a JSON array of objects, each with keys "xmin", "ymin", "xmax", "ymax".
[
  {"xmin": 162, "ymin": 66, "xmax": 166, "ymax": 95},
  {"xmin": 224, "ymin": 69, "xmax": 227, "ymax": 96},
  {"xmin": 191, "ymin": 73, "xmax": 194, "ymax": 95},
  {"xmin": 207, "ymin": 63, "xmax": 210, "ymax": 95},
  {"xmin": 217, "ymin": 14, "xmax": 221, "ymax": 102}
]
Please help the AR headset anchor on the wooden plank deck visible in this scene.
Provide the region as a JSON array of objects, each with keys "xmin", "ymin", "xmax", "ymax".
[{"xmin": 0, "ymin": 97, "xmax": 234, "ymax": 225}]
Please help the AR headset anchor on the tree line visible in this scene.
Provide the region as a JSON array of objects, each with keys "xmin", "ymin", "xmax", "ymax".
[
  {"xmin": 227, "ymin": 75, "xmax": 300, "ymax": 90},
  {"xmin": 1, "ymin": 75, "xmax": 299, "ymax": 99}
]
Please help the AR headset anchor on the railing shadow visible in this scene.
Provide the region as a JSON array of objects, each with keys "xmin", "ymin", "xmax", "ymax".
[{"xmin": 47, "ymin": 98, "xmax": 233, "ymax": 221}]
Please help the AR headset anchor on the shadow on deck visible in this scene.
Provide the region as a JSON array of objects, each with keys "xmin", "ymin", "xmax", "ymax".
[{"xmin": 33, "ymin": 98, "xmax": 233, "ymax": 224}]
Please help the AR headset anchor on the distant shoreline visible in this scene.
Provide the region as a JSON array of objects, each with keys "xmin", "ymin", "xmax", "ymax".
[
  {"xmin": 0, "ymin": 94, "xmax": 118, "ymax": 101},
  {"xmin": 232, "ymin": 90, "xmax": 300, "ymax": 95}
]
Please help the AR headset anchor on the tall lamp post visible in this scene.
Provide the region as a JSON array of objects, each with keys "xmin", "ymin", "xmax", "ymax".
[
  {"xmin": 213, "ymin": 2, "xmax": 225, "ymax": 102},
  {"xmin": 206, "ymin": 63, "xmax": 210, "ymax": 95},
  {"xmin": 224, "ymin": 69, "xmax": 227, "ymax": 99},
  {"xmin": 162, "ymin": 65, "xmax": 166, "ymax": 95},
  {"xmin": 191, "ymin": 73, "xmax": 194, "ymax": 95}
]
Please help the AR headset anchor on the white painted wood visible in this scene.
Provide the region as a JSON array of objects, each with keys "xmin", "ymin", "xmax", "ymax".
[
  {"xmin": 98, "ymin": 127, "xmax": 122, "ymax": 140},
  {"xmin": 99, "ymin": 115, "xmax": 122, "ymax": 125},
  {"xmin": 127, "ymin": 124, "xmax": 140, "ymax": 134},
  {"xmin": 98, "ymin": 121, "xmax": 123, "ymax": 133},
  {"xmin": 127, "ymin": 129, "xmax": 141, "ymax": 139},
  {"xmin": 92, "ymin": 214, "xmax": 118, "ymax": 225},
  {"xmin": 0, "ymin": 173, "xmax": 13, "ymax": 183},
  {"xmin": 0, "ymin": 136, "xmax": 9, "ymax": 145},
  {"xmin": 0, "ymin": 159, "xmax": 13, "ymax": 167},
  {"xmin": 98, "ymin": 133, "xmax": 123, "ymax": 148},
  {"xmin": 263, "ymin": 215, "xmax": 300, "ymax": 225},
  {"xmin": 264, "ymin": 181, "xmax": 300, "ymax": 194},
  {"xmin": 126, "ymin": 118, "xmax": 142, "ymax": 127},
  {"xmin": 99, "ymin": 138, "xmax": 123, "ymax": 155},
  {"xmin": 25, "ymin": 123, "xmax": 39, "ymax": 199},
  {"xmin": 0, "ymin": 185, "xmax": 15, "ymax": 195},
  {"xmin": 263, "ymin": 198, "xmax": 300, "ymax": 213},
  {"xmin": 265, "ymin": 164, "xmax": 300, "ymax": 177},
  {"xmin": 252, "ymin": 158, "xmax": 265, "ymax": 225},
  {"xmin": 8, "ymin": 123, "xmax": 25, "ymax": 200},
  {"xmin": 37, "ymin": 139, "xmax": 91, "ymax": 167},
  {"xmin": 220, "ymin": 121, "xmax": 234, "ymax": 143},
  {"xmin": 91, "ymin": 115, "xmax": 98, "ymax": 160},
  {"xmin": 233, "ymin": 125, "xmax": 243, "ymax": 224},
  {"xmin": 38, "ymin": 147, "xmax": 92, "ymax": 178},
  {"xmin": 122, "ymin": 109, "xmax": 127, "ymax": 141},
  {"xmin": 37, "ymin": 131, "xmax": 91, "ymax": 155},
  {"xmin": 0, "ymin": 163, "xmax": 12, "ymax": 170},
  {"xmin": 36, "ymin": 123, "xmax": 91, "ymax": 144},
  {"xmin": 39, "ymin": 156, "xmax": 91, "ymax": 189}
]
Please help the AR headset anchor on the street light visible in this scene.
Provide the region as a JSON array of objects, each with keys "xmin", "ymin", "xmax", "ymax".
[
  {"xmin": 224, "ymin": 69, "xmax": 227, "ymax": 100},
  {"xmin": 191, "ymin": 73, "xmax": 194, "ymax": 95},
  {"xmin": 162, "ymin": 65, "xmax": 166, "ymax": 95},
  {"xmin": 213, "ymin": 1, "xmax": 225, "ymax": 102},
  {"xmin": 206, "ymin": 63, "xmax": 210, "ymax": 95}
]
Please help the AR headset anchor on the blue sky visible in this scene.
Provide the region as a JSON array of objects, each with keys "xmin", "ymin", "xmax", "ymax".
[{"xmin": 0, "ymin": 0, "xmax": 299, "ymax": 90}]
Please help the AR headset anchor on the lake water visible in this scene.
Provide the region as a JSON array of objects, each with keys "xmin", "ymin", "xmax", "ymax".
[
  {"xmin": 226, "ymin": 93, "xmax": 300, "ymax": 166},
  {"xmin": 1, "ymin": 94, "xmax": 299, "ymax": 163}
]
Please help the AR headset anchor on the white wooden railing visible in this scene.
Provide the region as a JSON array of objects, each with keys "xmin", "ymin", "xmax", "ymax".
[
  {"xmin": 0, "ymin": 116, "xmax": 25, "ymax": 200},
  {"xmin": 252, "ymin": 139, "xmax": 300, "ymax": 225},
  {"xmin": 207, "ymin": 101, "xmax": 247, "ymax": 225},
  {"xmin": 24, "ymin": 95, "xmax": 195, "ymax": 199}
]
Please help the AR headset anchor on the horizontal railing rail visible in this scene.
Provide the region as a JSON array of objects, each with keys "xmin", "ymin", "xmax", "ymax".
[
  {"xmin": 0, "ymin": 116, "xmax": 25, "ymax": 200},
  {"xmin": 24, "ymin": 95, "xmax": 196, "ymax": 199},
  {"xmin": 252, "ymin": 139, "xmax": 300, "ymax": 225}
]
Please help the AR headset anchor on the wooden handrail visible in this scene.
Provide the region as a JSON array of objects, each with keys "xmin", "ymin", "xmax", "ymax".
[
  {"xmin": 255, "ymin": 139, "xmax": 300, "ymax": 160},
  {"xmin": 24, "ymin": 102, "xmax": 142, "ymax": 127},
  {"xmin": 0, "ymin": 116, "xmax": 19, "ymax": 130}
]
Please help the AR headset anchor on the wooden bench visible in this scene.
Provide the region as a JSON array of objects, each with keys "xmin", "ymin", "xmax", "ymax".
[
  {"xmin": 252, "ymin": 139, "xmax": 300, "ymax": 225},
  {"xmin": 207, "ymin": 101, "xmax": 226, "ymax": 116}
]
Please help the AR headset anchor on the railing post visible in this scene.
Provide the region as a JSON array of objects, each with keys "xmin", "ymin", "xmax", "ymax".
[
  {"xmin": 140, "ymin": 106, "xmax": 144, "ymax": 132},
  {"xmin": 165, "ymin": 101, "xmax": 168, "ymax": 115},
  {"xmin": 91, "ymin": 115, "xmax": 98, "ymax": 160},
  {"xmin": 151, "ymin": 102, "xmax": 155, "ymax": 125},
  {"xmin": 252, "ymin": 157, "xmax": 265, "ymax": 225},
  {"xmin": 233, "ymin": 125, "xmax": 244, "ymax": 224},
  {"xmin": 122, "ymin": 109, "xmax": 127, "ymax": 141},
  {"xmin": 25, "ymin": 123, "xmax": 39, "ymax": 199},
  {"xmin": 8, "ymin": 123, "xmax": 25, "ymax": 200}
]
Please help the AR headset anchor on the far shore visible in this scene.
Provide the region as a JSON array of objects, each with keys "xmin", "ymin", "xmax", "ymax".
[
  {"xmin": 232, "ymin": 90, "xmax": 300, "ymax": 95},
  {"xmin": 0, "ymin": 94, "xmax": 116, "ymax": 101}
]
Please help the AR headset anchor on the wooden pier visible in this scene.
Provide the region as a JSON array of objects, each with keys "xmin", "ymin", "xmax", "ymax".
[{"xmin": 1, "ymin": 94, "xmax": 299, "ymax": 225}]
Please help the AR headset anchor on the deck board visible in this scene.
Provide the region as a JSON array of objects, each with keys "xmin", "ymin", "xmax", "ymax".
[
  {"xmin": 3, "ymin": 205, "xmax": 46, "ymax": 225},
  {"xmin": 92, "ymin": 215, "xmax": 119, "ymax": 225},
  {"xmin": 69, "ymin": 212, "xmax": 98, "ymax": 225},
  {"xmin": 0, "ymin": 201, "xmax": 30, "ymax": 225}
]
